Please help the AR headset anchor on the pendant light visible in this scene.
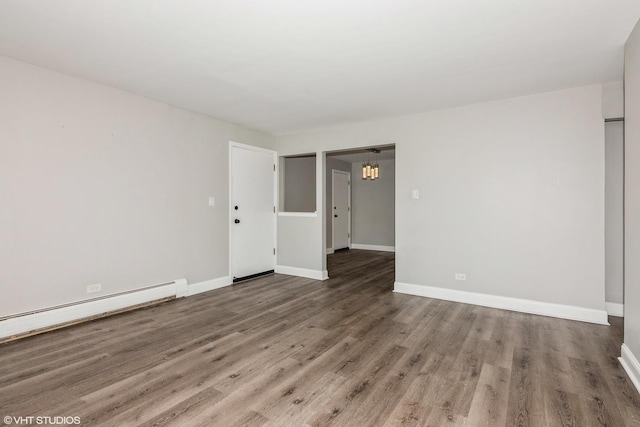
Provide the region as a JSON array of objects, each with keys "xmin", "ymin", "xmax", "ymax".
[{"xmin": 362, "ymin": 148, "xmax": 380, "ymax": 181}]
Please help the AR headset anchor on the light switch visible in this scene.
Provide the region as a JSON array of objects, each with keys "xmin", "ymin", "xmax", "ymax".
[
  {"xmin": 412, "ymin": 189, "xmax": 420, "ymax": 200},
  {"xmin": 208, "ymin": 197, "xmax": 215, "ymax": 207}
]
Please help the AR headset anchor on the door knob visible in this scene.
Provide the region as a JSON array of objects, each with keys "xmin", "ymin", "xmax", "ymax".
[
  {"xmin": 235, "ymin": 206, "xmax": 239, "ymax": 210},
  {"xmin": 334, "ymin": 215, "xmax": 338, "ymax": 218},
  {"xmin": 234, "ymin": 219, "xmax": 240, "ymax": 224}
]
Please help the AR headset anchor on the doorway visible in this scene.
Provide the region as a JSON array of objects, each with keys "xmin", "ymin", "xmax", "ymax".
[
  {"xmin": 332, "ymin": 170, "xmax": 351, "ymax": 251},
  {"xmin": 605, "ymin": 120, "xmax": 624, "ymax": 316},
  {"xmin": 325, "ymin": 145, "xmax": 396, "ymax": 278},
  {"xmin": 229, "ymin": 142, "xmax": 277, "ymax": 282}
]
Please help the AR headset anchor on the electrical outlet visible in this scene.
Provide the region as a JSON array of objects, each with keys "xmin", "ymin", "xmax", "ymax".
[
  {"xmin": 455, "ymin": 273, "xmax": 466, "ymax": 281},
  {"xmin": 87, "ymin": 283, "xmax": 102, "ymax": 293}
]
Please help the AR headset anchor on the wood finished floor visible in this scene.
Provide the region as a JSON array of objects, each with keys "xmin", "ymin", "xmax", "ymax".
[{"xmin": 1, "ymin": 250, "xmax": 640, "ymax": 426}]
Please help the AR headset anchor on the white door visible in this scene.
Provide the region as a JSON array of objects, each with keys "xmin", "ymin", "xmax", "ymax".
[
  {"xmin": 230, "ymin": 143, "xmax": 276, "ymax": 281},
  {"xmin": 332, "ymin": 170, "xmax": 350, "ymax": 250}
]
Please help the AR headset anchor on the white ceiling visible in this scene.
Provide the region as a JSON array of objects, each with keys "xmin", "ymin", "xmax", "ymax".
[{"xmin": 1, "ymin": 1, "xmax": 639, "ymax": 135}]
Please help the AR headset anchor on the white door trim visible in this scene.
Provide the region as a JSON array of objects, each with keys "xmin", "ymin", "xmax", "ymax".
[
  {"xmin": 331, "ymin": 169, "xmax": 351, "ymax": 251},
  {"xmin": 228, "ymin": 141, "xmax": 278, "ymax": 279}
]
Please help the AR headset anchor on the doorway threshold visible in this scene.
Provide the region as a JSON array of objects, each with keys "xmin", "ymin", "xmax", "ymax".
[{"xmin": 233, "ymin": 270, "xmax": 275, "ymax": 284}]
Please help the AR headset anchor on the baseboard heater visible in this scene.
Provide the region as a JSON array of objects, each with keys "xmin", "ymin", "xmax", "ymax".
[{"xmin": 0, "ymin": 279, "xmax": 187, "ymax": 343}]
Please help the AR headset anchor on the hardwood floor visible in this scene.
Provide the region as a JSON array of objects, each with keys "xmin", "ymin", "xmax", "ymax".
[{"xmin": 1, "ymin": 249, "xmax": 639, "ymax": 426}]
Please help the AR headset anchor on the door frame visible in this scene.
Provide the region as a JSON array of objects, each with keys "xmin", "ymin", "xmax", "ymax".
[
  {"xmin": 331, "ymin": 169, "xmax": 351, "ymax": 251},
  {"xmin": 228, "ymin": 141, "xmax": 278, "ymax": 280}
]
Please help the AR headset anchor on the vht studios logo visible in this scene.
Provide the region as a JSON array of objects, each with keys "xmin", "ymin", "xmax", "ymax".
[{"xmin": 3, "ymin": 416, "xmax": 81, "ymax": 425}]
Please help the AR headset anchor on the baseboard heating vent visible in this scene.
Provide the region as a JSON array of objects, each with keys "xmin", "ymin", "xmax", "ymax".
[{"xmin": 0, "ymin": 279, "xmax": 187, "ymax": 343}]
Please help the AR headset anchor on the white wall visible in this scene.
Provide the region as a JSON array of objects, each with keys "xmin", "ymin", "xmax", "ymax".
[
  {"xmin": 351, "ymin": 159, "xmax": 395, "ymax": 248},
  {"xmin": 0, "ymin": 56, "xmax": 274, "ymax": 317},
  {"xmin": 277, "ymin": 84, "xmax": 606, "ymax": 321},
  {"xmin": 622, "ymin": 18, "xmax": 640, "ymax": 391},
  {"xmin": 275, "ymin": 154, "xmax": 326, "ymax": 278},
  {"xmin": 605, "ymin": 121, "xmax": 624, "ymax": 307},
  {"xmin": 277, "ymin": 215, "xmax": 322, "ymax": 270},
  {"xmin": 602, "ymin": 81, "xmax": 624, "ymax": 119}
]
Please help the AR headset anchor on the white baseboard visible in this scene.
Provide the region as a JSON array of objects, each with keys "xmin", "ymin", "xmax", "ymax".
[
  {"xmin": 351, "ymin": 244, "xmax": 395, "ymax": 252},
  {"xmin": 605, "ymin": 302, "xmax": 624, "ymax": 317},
  {"xmin": 394, "ymin": 281, "xmax": 609, "ymax": 325},
  {"xmin": 1, "ymin": 279, "xmax": 187, "ymax": 339},
  {"xmin": 175, "ymin": 279, "xmax": 189, "ymax": 298},
  {"xmin": 187, "ymin": 276, "xmax": 232, "ymax": 296},
  {"xmin": 326, "ymin": 248, "xmax": 334, "ymax": 255},
  {"xmin": 620, "ymin": 344, "xmax": 640, "ymax": 394},
  {"xmin": 275, "ymin": 265, "xmax": 328, "ymax": 281}
]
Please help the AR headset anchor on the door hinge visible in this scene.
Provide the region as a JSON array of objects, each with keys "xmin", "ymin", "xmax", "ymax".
[
  {"xmin": 273, "ymin": 248, "xmax": 276, "ymax": 255},
  {"xmin": 348, "ymin": 233, "xmax": 350, "ymax": 238},
  {"xmin": 348, "ymin": 207, "xmax": 350, "ymax": 212},
  {"xmin": 274, "ymin": 164, "xmax": 276, "ymax": 172},
  {"xmin": 273, "ymin": 206, "xmax": 276, "ymax": 213}
]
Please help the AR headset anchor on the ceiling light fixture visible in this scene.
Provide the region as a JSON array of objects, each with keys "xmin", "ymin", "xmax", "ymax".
[{"xmin": 362, "ymin": 149, "xmax": 380, "ymax": 181}]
